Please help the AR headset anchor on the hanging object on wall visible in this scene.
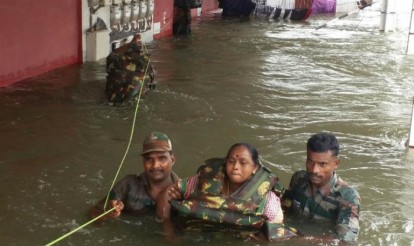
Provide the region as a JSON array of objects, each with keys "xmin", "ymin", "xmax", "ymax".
[
  {"xmin": 110, "ymin": 4, "xmax": 123, "ymax": 31},
  {"xmin": 88, "ymin": 0, "xmax": 100, "ymax": 7},
  {"xmin": 121, "ymin": 4, "xmax": 132, "ymax": 31},
  {"xmin": 146, "ymin": 0, "xmax": 154, "ymax": 31},
  {"xmin": 89, "ymin": 0, "xmax": 108, "ymax": 14},
  {"xmin": 99, "ymin": 0, "xmax": 113, "ymax": 6},
  {"xmin": 131, "ymin": 1, "xmax": 140, "ymax": 30},
  {"xmin": 138, "ymin": 0, "xmax": 148, "ymax": 31}
]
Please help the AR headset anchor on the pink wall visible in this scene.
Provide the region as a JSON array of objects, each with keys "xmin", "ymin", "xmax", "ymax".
[
  {"xmin": 0, "ymin": 0, "xmax": 219, "ymax": 87},
  {"xmin": 153, "ymin": 0, "xmax": 174, "ymax": 39},
  {"xmin": 0, "ymin": 0, "xmax": 82, "ymax": 87},
  {"xmin": 200, "ymin": 0, "xmax": 220, "ymax": 14}
]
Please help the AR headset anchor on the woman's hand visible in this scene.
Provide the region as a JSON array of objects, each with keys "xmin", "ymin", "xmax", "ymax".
[{"xmin": 155, "ymin": 183, "xmax": 182, "ymax": 222}]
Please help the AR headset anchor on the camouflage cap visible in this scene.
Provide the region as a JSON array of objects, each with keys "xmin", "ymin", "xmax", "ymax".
[{"xmin": 141, "ymin": 132, "xmax": 172, "ymax": 155}]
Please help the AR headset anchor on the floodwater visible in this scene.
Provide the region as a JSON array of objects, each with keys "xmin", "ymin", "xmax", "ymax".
[{"xmin": 1, "ymin": 2, "xmax": 414, "ymax": 246}]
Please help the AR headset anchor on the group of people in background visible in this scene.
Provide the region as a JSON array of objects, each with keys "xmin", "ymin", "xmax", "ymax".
[{"xmin": 90, "ymin": 131, "xmax": 360, "ymax": 243}]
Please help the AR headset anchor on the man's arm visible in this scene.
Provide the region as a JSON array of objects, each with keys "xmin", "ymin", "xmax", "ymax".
[
  {"xmin": 335, "ymin": 188, "xmax": 361, "ymax": 242},
  {"xmin": 281, "ymin": 171, "xmax": 301, "ymax": 211}
]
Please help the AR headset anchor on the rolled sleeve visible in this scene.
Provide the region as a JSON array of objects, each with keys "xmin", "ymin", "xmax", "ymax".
[{"xmin": 336, "ymin": 194, "xmax": 360, "ymax": 242}]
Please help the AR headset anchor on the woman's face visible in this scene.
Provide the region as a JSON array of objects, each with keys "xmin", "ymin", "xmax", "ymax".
[{"xmin": 226, "ymin": 145, "xmax": 257, "ymax": 186}]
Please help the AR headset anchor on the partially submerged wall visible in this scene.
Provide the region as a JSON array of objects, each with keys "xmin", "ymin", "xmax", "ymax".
[{"xmin": 0, "ymin": 0, "xmax": 82, "ymax": 87}]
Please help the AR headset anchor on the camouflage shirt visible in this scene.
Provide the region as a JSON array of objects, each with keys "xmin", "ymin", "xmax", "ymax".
[
  {"xmin": 283, "ymin": 170, "xmax": 360, "ymax": 242},
  {"xmin": 108, "ymin": 172, "xmax": 180, "ymax": 212},
  {"xmin": 170, "ymin": 158, "xmax": 298, "ymax": 241}
]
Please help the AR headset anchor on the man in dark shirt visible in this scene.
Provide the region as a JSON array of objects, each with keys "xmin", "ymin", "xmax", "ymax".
[{"xmin": 91, "ymin": 132, "xmax": 179, "ymax": 219}]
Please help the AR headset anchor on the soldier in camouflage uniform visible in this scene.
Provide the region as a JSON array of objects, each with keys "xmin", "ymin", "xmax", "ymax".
[
  {"xmin": 157, "ymin": 143, "xmax": 298, "ymax": 241},
  {"xmin": 105, "ymin": 35, "xmax": 156, "ymax": 104},
  {"xmin": 90, "ymin": 132, "xmax": 179, "ymax": 220},
  {"xmin": 282, "ymin": 132, "xmax": 360, "ymax": 242}
]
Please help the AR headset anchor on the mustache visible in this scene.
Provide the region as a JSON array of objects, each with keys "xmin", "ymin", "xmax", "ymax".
[{"xmin": 307, "ymin": 172, "xmax": 322, "ymax": 179}]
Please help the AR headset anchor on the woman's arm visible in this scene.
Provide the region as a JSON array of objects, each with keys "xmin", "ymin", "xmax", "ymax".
[
  {"xmin": 263, "ymin": 191, "xmax": 284, "ymax": 223},
  {"xmin": 155, "ymin": 183, "xmax": 182, "ymax": 221}
]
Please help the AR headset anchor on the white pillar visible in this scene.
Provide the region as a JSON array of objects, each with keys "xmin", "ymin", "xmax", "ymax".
[
  {"xmin": 380, "ymin": 0, "xmax": 396, "ymax": 32},
  {"xmin": 409, "ymin": 97, "xmax": 414, "ymax": 148},
  {"xmin": 407, "ymin": 0, "xmax": 414, "ymax": 54}
]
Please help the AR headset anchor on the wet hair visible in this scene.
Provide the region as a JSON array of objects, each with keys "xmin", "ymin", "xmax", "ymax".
[
  {"xmin": 307, "ymin": 132, "xmax": 339, "ymax": 156},
  {"xmin": 226, "ymin": 142, "xmax": 260, "ymax": 166}
]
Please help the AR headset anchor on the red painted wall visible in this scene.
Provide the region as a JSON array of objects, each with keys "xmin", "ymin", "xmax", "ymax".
[
  {"xmin": 0, "ymin": 0, "xmax": 218, "ymax": 87},
  {"xmin": 153, "ymin": 0, "xmax": 174, "ymax": 39},
  {"xmin": 200, "ymin": 0, "xmax": 220, "ymax": 14},
  {"xmin": 0, "ymin": 0, "xmax": 82, "ymax": 87}
]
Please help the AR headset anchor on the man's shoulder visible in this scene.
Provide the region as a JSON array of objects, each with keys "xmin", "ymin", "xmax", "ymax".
[
  {"xmin": 334, "ymin": 177, "xmax": 360, "ymax": 202},
  {"xmin": 290, "ymin": 170, "xmax": 308, "ymax": 184},
  {"xmin": 118, "ymin": 173, "xmax": 140, "ymax": 181},
  {"xmin": 292, "ymin": 170, "xmax": 307, "ymax": 177},
  {"xmin": 171, "ymin": 171, "xmax": 180, "ymax": 182},
  {"xmin": 116, "ymin": 173, "xmax": 146, "ymax": 186}
]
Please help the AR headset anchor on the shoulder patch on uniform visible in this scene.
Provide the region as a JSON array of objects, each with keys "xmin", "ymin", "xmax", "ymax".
[{"xmin": 334, "ymin": 181, "xmax": 360, "ymax": 202}]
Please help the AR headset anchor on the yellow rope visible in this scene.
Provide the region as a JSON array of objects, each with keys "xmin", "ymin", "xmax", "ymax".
[
  {"xmin": 103, "ymin": 45, "xmax": 152, "ymax": 211},
  {"xmin": 45, "ymin": 42, "xmax": 152, "ymax": 246},
  {"xmin": 44, "ymin": 207, "xmax": 116, "ymax": 246}
]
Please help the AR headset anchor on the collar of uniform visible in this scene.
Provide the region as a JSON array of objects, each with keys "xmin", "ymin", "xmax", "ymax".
[
  {"xmin": 171, "ymin": 171, "xmax": 180, "ymax": 183},
  {"xmin": 319, "ymin": 171, "xmax": 338, "ymax": 196},
  {"xmin": 138, "ymin": 172, "xmax": 150, "ymax": 188},
  {"xmin": 139, "ymin": 171, "xmax": 180, "ymax": 188},
  {"xmin": 305, "ymin": 171, "xmax": 338, "ymax": 196}
]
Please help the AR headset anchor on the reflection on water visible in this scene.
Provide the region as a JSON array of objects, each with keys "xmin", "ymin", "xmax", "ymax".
[{"xmin": 1, "ymin": 1, "xmax": 414, "ymax": 245}]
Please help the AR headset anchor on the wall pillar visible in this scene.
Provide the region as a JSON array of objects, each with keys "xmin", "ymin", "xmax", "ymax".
[
  {"xmin": 380, "ymin": 0, "xmax": 396, "ymax": 32},
  {"xmin": 407, "ymin": 0, "xmax": 414, "ymax": 54},
  {"xmin": 409, "ymin": 97, "xmax": 414, "ymax": 148}
]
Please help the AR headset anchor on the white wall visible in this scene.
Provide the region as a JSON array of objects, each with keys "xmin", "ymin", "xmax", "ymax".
[
  {"xmin": 336, "ymin": 0, "xmax": 358, "ymax": 13},
  {"xmin": 81, "ymin": 0, "xmax": 154, "ymax": 62},
  {"xmin": 82, "ymin": 1, "xmax": 111, "ymax": 62}
]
